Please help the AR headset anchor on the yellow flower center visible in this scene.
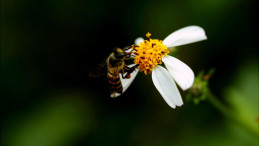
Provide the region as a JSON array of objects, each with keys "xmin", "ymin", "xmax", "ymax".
[{"xmin": 133, "ymin": 33, "xmax": 169, "ymax": 75}]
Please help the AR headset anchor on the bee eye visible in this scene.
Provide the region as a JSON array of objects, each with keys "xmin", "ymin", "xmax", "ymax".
[
  {"xmin": 118, "ymin": 48, "xmax": 124, "ymax": 53},
  {"xmin": 114, "ymin": 48, "xmax": 125, "ymax": 56}
]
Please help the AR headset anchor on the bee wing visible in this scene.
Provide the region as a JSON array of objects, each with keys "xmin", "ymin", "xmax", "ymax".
[{"xmin": 89, "ymin": 61, "xmax": 107, "ymax": 78}]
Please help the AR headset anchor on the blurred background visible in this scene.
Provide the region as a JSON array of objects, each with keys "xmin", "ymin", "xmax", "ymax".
[{"xmin": 1, "ymin": 0, "xmax": 258, "ymax": 145}]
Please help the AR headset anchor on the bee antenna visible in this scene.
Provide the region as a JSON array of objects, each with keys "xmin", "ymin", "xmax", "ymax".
[{"xmin": 123, "ymin": 46, "xmax": 131, "ymax": 51}]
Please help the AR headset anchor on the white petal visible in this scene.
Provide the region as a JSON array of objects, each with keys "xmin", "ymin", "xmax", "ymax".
[
  {"xmin": 162, "ymin": 55, "xmax": 194, "ymax": 91},
  {"xmin": 152, "ymin": 65, "xmax": 183, "ymax": 108},
  {"xmin": 134, "ymin": 37, "xmax": 144, "ymax": 45},
  {"xmin": 110, "ymin": 93, "xmax": 121, "ymax": 98},
  {"xmin": 162, "ymin": 26, "xmax": 207, "ymax": 48},
  {"xmin": 121, "ymin": 64, "xmax": 139, "ymax": 91}
]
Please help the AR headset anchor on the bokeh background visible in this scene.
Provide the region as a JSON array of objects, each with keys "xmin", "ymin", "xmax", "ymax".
[{"xmin": 1, "ymin": 0, "xmax": 258, "ymax": 146}]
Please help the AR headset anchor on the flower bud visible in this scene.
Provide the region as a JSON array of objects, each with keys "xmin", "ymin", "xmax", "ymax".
[{"xmin": 186, "ymin": 69, "xmax": 215, "ymax": 104}]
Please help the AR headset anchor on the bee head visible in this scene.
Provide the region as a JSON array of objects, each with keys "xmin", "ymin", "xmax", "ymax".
[{"xmin": 113, "ymin": 48, "xmax": 126, "ymax": 59}]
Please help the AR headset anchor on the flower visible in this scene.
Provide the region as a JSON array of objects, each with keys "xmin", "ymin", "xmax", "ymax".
[{"xmin": 125, "ymin": 26, "xmax": 207, "ymax": 108}]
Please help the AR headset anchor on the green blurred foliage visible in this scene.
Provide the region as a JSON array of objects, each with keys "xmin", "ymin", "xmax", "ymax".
[
  {"xmin": 225, "ymin": 61, "xmax": 259, "ymax": 136},
  {"xmin": 1, "ymin": 0, "xmax": 258, "ymax": 145},
  {"xmin": 2, "ymin": 92, "xmax": 96, "ymax": 146}
]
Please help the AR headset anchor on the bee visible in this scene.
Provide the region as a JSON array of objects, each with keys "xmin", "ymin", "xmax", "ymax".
[{"xmin": 90, "ymin": 47, "xmax": 138, "ymax": 98}]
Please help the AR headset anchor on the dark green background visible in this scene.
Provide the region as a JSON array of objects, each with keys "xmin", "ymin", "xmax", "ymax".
[{"xmin": 1, "ymin": 0, "xmax": 258, "ymax": 146}]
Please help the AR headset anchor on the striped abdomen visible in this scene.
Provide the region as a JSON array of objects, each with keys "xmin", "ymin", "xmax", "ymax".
[{"xmin": 107, "ymin": 70, "xmax": 122, "ymax": 97}]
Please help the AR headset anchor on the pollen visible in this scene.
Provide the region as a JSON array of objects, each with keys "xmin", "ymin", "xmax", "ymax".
[
  {"xmin": 146, "ymin": 32, "xmax": 151, "ymax": 38},
  {"xmin": 133, "ymin": 33, "xmax": 169, "ymax": 75}
]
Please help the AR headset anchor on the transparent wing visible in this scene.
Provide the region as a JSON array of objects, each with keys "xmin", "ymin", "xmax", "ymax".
[{"xmin": 89, "ymin": 61, "xmax": 107, "ymax": 78}]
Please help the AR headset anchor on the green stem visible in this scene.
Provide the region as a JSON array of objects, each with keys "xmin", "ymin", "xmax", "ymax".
[
  {"xmin": 206, "ymin": 91, "xmax": 230, "ymax": 116},
  {"xmin": 206, "ymin": 90, "xmax": 258, "ymax": 136}
]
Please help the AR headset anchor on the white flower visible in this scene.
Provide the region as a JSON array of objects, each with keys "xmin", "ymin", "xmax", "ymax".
[{"xmin": 122, "ymin": 26, "xmax": 207, "ymax": 108}]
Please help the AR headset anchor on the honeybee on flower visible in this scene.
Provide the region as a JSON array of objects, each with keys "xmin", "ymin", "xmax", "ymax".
[{"xmin": 125, "ymin": 26, "xmax": 207, "ymax": 108}]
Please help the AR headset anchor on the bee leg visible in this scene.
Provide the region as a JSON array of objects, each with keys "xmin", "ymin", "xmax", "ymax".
[
  {"xmin": 120, "ymin": 70, "xmax": 126, "ymax": 79},
  {"xmin": 123, "ymin": 46, "xmax": 133, "ymax": 59},
  {"xmin": 122, "ymin": 64, "xmax": 139, "ymax": 79},
  {"xmin": 131, "ymin": 44, "xmax": 139, "ymax": 51},
  {"xmin": 121, "ymin": 70, "xmax": 129, "ymax": 79},
  {"xmin": 123, "ymin": 46, "xmax": 131, "ymax": 51},
  {"xmin": 125, "ymin": 44, "xmax": 140, "ymax": 59}
]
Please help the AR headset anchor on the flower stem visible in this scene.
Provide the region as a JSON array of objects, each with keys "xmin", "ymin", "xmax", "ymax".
[{"xmin": 206, "ymin": 90, "xmax": 258, "ymax": 136}]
